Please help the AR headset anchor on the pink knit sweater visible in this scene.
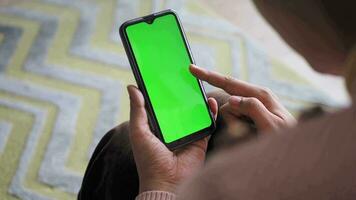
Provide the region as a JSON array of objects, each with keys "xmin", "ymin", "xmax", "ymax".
[{"xmin": 135, "ymin": 191, "xmax": 176, "ymax": 200}]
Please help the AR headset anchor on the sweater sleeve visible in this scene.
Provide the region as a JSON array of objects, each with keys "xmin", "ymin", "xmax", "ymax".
[{"xmin": 135, "ymin": 191, "xmax": 176, "ymax": 200}]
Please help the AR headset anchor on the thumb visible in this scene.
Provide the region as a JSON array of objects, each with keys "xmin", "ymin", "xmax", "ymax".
[
  {"xmin": 207, "ymin": 97, "xmax": 218, "ymax": 120},
  {"xmin": 127, "ymin": 85, "xmax": 165, "ymax": 150},
  {"xmin": 127, "ymin": 85, "xmax": 148, "ymax": 130}
]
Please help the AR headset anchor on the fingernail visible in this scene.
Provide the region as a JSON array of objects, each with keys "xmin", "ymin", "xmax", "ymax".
[
  {"xmin": 189, "ymin": 64, "xmax": 199, "ymax": 69},
  {"xmin": 127, "ymin": 85, "xmax": 132, "ymax": 98},
  {"xmin": 229, "ymin": 96, "xmax": 241, "ymax": 106}
]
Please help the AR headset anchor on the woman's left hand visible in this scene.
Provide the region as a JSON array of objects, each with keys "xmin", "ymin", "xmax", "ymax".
[
  {"xmin": 190, "ymin": 64, "xmax": 296, "ymax": 132},
  {"xmin": 127, "ymin": 85, "xmax": 218, "ymax": 194}
]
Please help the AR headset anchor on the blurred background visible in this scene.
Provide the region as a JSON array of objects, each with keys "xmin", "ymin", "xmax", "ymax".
[{"xmin": 0, "ymin": 0, "xmax": 350, "ymax": 199}]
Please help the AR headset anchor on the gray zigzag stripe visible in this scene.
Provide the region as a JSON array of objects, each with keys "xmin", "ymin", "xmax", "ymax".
[
  {"xmin": 0, "ymin": 75, "xmax": 79, "ymax": 199},
  {"xmin": 3, "ymin": 7, "xmax": 122, "ymax": 159},
  {"xmin": 244, "ymin": 41, "xmax": 340, "ymax": 107},
  {"xmin": 110, "ymin": 0, "xmax": 140, "ymax": 43},
  {"xmin": 111, "ymin": 0, "xmax": 183, "ymax": 45},
  {"xmin": 165, "ymin": 0, "xmax": 185, "ymax": 13},
  {"xmin": 44, "ymin": 0, "xmax": 130, "ymax": 68},
  {"xmin": 0, "ymin": 26, "xmax": 22, "ymax": 71},
  {"xmin": 173, "ymin": 1, "xmax": 241, "ymax": 33},
  {"xmin": 0, "ymin": 120, "xmax": 12, "ymax": 154},
  {"xmin": 184, "ymin": 25, "xmax": 242, "ymax": 78},
  {"xmin": 0, "ymin": 99, "xmax": 51, "ymax": 200},
  {"xmin": 0, "ymin": 7, "xmax": 122, "ymax": 193},
  {"xmin": 151, "ymin": 0, "xmax": 164, "ymax": 13},
  {"xmin": 109, "ymin": 0, "xmax": 180, "ymax": 42}
]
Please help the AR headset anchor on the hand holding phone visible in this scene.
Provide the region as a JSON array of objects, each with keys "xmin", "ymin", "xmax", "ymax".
[
  {"xmin": 120, "ymin": 10, "xmax": 216, "ymax": 149},
  {"xmin": 127, "ymin": 84, "xmax": 217, "ymax": 193}
]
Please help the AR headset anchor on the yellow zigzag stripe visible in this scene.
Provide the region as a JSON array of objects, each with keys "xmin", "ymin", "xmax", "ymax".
[
  {"xmin": 187, "ymin": 32, "xmax": 234, "ymax": 76},
  {"xmin": 0, "ymin": 12, "xmax": 87, "ymax": 198},
  {"xmin": 17, "ymin": 1, "xmax": 133, "ymax": 77},
  {"xmin": 0, "ymin": 33, "xmax": 4, "ymax": 44},
  {"xmin": 0, "ymin": 13, "xmax": 101, "ymax": 173},
  {"xmin": 91, "ymin": 0, "xmax": 125, "ymax": 53},
  {"xmin": 91, "ymin": 0, "xmax": 161, "ymax": 53},
  {"xmin": 15, "ymin": 0, "xmax": 134, "ymax": 171},
  {"xmin": 0, "ymin": 106, "xmax": 34, "ymax": 200},
  {"xmin": 0, "ymin": 92, "xmax": 74, "ymax": 200}
]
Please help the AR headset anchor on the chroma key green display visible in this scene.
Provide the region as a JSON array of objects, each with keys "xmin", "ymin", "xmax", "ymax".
[{"xmin": 121, "ymin": 11, "xmax": 214, "ymax": 146}]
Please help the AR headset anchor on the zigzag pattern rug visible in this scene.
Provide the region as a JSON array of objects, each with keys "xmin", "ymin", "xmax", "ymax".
[{"xmin": 0, "ymin": 0, "xmax": 339, "ymax": 199}]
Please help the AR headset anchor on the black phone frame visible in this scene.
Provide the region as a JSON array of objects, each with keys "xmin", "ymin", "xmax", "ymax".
[{"xmin": 119, "ymin": 9, "xmax": 216, "ymax": 150}]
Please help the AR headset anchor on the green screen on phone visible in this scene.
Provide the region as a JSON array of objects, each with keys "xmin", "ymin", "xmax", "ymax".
[{"xmin": 125, "ymin": 13, "xmax": 212, "ymax": 143}]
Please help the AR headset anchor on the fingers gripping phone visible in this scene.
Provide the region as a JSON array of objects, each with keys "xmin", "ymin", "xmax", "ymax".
[{"xmin": 120, "ymin": 10, "xmax": 215, "ymax": 149}]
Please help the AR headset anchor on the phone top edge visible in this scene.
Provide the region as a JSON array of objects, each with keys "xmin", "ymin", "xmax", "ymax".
[{"xmin": 119, "ymin": 9, "xmax": 178, "ymax": 31}]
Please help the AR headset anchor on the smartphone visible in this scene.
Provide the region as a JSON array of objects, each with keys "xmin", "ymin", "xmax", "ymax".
[{"xmin": 120, "ymin": 9, "xmax": 215, "ymax": 149}]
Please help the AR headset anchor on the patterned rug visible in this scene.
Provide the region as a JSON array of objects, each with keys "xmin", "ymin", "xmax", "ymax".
[{"xmin": 0, "ymin": 0, "xmax": 340, "ymax": 199}]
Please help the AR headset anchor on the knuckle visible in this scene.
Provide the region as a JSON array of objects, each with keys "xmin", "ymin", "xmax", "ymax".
[
  {"xmin": 219, "ymin": 104, "xmax": 229, "ymax": 113},
  {"xmin": 245, "ymin": 97, "xmax": 260, "ymax": 107},
  {"xmin": 224, "ymin": 75, "xmax": 235, "ymax": 83},
  {"xmin": 241, "ymin": 97, "xmax": 261, "ymax": 116},
  {"xmin": 223, "ymin": 75, "xmax": 236, "ymax": 89},
  {"xmin": 258, "ymin": 87, "xmax": 274, "ymax": 102}
]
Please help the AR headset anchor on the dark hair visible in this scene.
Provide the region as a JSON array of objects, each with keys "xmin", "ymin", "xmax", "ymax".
[
  {"xmin": 254, "ymin": 0, "xmax": 356, "ymax": 50},
  {"xmin": 321, "ymin": 0, "xmax": 356, "ymax": 50}
]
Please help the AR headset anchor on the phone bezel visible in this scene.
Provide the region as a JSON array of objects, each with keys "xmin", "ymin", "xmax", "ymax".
[{"xmin": 119, "ymin": 9, "xmax": 216, "ymax": 150}]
